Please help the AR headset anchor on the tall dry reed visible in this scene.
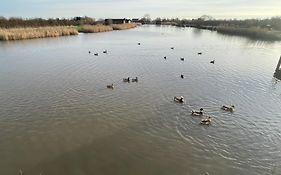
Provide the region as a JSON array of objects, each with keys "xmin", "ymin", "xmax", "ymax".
[
  {"xmin": 78, "ymin": 25, "xmax": 113, "ymax": 33},
  {"xmin": 0, "ymin": 26, "xmax": 78, "ymax": 41},
  {"xmin": 78, "ymin": 23, "xmax": 137, "ymax": 33},
  {"xmin": 112, "ymin": 23, "xmax": 137, "ymax": 30}
]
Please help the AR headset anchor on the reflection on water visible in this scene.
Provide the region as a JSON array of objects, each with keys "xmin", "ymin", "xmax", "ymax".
[{"xmin": 0, "ymin": 25, "xmax": 281, "ymax": 175}]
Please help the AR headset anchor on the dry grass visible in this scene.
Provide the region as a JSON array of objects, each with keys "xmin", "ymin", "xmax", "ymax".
[
  {"xmin": 78, "ymin": 25, "xmax": 113, "ymax": 33},
  {"xmin": 0, "ymin": 23, "xmax": 138, "ymax": 41},
  {"xmin": 112, "ymin": 23, "xmax": 137, "ymax": 30},
  {"xmin": 78, "ymin": 23, "xmax": 137, "ymax": 33},
  {"xmin": 0, "ymin": 26, "xmax": 78, "ymax": 41}
]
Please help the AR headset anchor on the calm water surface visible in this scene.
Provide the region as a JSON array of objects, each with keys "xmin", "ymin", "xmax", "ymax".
[{"xmin": 0, "ymin": 25, "xmax": 281, "ymax": 175}]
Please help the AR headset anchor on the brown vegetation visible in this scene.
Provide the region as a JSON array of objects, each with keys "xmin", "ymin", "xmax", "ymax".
[
  {"xmin": 0, "ymin": 23, "xmax": 137, "ymax": 41},
  {"xmin": 78, "ymin": 25, "xmax": 113, "ymax": 33},
  {"xmin": 0, "ymin": 26, "xmax": 78, "ymax": 41},
  {"xmin": 112, "ymin": 23, "xmax": 137, "ymax": 30},
  {"xmin": 78, "ymin": 23, "xmax": 137, "ymax": 33}
]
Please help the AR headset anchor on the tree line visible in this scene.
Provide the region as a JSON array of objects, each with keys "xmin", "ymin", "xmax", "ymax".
[
  {"xmin": 146, "ymin": 16, "xmax": 281, "ymax": 31},
  {"xmin": 0, "ymin": 16, "xmax": 95, "ymax": 28}
]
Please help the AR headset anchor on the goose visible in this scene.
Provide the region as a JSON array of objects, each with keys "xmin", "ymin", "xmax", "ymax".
[
  {"xmin": 132, "ymin": 77, "xmax": 138, "ymax": 82},
  {"xmin": 221, "ymin": 105, "xmax": 235, "ymax": 112},
  {"xmin": 174, "ymin": 96, "xmax": 184, "ymax": 103},
  {"xmin": 123, "ymin": 77, "xmax": 130, "ymax": 82},
  {"xmin": 191, "ymin": 108, "xmax": 204, "ymax": 116},
  {"xmin": 198, "ymin": 52, "xmax": 202, "ymax": 55},
  {"xmin": 103, "ymin": 50, "xmax": 108, "ymax": 54},
  {"xmin": 180, "ymin": 57, "xmax": 185, "ymax": 61},
  {"xmin": 171, "ymin": 47, "xmax": 174, "ymax": 50},
  {"xmin": 181, "ymin": 74, "xmax": 184, "ymax": 79},
  {"xmin": 210, "ymin": 60, "xmax": 215, "ymax": 64},
  {"xmin": 164, "ymin": 56, "xmax": 167, "ymax": 59},
  {"xmin": 107, "ymin": 84, "xmax": 114, "ymax": 89},
  {"xmin": 137, "ymin": 43, "xmax": 141, "ymax": 45},
  {"xmin": 94, "ymin": 53, "xmax": 99, "ymax": 56},
  {"xmin": 200, "ymin": 116, "xmax": 212, "ymax": 125}
]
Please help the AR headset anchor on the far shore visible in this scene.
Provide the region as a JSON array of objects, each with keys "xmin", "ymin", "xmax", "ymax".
[
  {"xmin": 184, "ymin": 25, "xmax": 281, "ymax": 41},
  {"xmin": 0, "ymin": 23, "xmax": 138, "ymax": 41}
]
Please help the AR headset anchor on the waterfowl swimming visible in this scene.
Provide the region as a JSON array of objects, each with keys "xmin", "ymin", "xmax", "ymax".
[
  {"xmin": 164, "ymin": 56, "xmax": 167, "ymax": 59},
  {"xmin": 198, "ymin": 52, "xmax": 202, "ymax": 55},
  {"xmin": 107, "ymin": 84, "xmax": 114, "ymax": 89},
  {"xmin": 221, "ymin": 105, "xmax": 235, "ymax": 112},
  {"xmin": 94, "ymin": 53, "xmax": 99, "ymax": 56},
  {"xmin": 181, "ymin": 74, "xmax": 184, "ymax": 79},
  {"xmin": 191, "ymin": 108, "xmax": 204, "ymax": 116},
  {"xmin": 132, "ymin": 77, "xmax": 138, "ymax": 82},
  {"xmin": 123, "ymin": 77, "xmax": 130, "ymax": 82},
  {"xmin": 171, "ymin": 47, "xmax": 174, "ymax": 50},
  {"xmin": 174, "ymin": 96, "xmax": 184, "ymax": 103},
  {"xmin": 180, "ymin": 58, "xmax": 185, "ymax": 61},
  {"xmin": 200, "ymin": 116, "xmax": 212, "ymax": 125},
  {"xmin": 138, "ymin": 43, "xmax": 141, "ymax": 45},
  {"xmin": 210, "ymin": 60, "xmax": 215, "ymax": 64},
  {"xmin": 88, "ymin": 51, "xmax": 91, "ymax": 54},
  {"xmin": 103, "ymin": 50, "xmax": 107, "ymax": 54}
]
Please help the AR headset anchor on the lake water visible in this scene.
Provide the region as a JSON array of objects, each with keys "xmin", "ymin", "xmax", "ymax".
[{"xmin": 0, "ymin": 25, "xmax": 281, "ymax": 175}]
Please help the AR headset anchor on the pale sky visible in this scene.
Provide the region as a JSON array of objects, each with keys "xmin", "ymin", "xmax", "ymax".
[{"xmin": 1, "ymin": 0, "xmax": 281, "ymax": 19}]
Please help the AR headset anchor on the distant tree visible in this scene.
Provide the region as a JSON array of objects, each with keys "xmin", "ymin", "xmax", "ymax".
[
  {"xmin": 155, "ymin": 17, "xmax": 162, "ymax": 25},
  {"xmin": 140, "ymin": 14, "xmax": 151, "ymax": 24}
]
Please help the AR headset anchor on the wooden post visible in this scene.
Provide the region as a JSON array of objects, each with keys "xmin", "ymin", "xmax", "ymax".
[{"xmin": 275, "ymin": 56, "xmax": 281, "ymax": 72}]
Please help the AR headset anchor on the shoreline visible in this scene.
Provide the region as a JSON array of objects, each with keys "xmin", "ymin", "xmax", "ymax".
[
  {"xmin": 173, "ymin": 24, "xmax": 281, "ymax": 41},
  {"xmin": 0, "ymin": 23, "xmax": 138, "ymax": 41}
]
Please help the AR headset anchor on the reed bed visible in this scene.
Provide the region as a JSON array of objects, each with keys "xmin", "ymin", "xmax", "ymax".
[
  {"xmin": 78, "ymin": 25, "xmax": 113, "ymax": 33},
  {"xmin": 78, "ymin": 23, "xmax": 137, "ymax": 33},
  {"xmin": 0, "ymin": 26, "xmax": 78, "ymax": 41},
  {"xmin": 112, "ymin": 23, "xmax": 137, "ymax": 30},
  {"xmin": 216, "ymin": 26, "xmax": 281, "ymax": 41}
]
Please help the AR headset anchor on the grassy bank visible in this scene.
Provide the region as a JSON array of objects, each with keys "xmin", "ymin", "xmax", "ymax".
[
  {"xmin": 0, "ymin": 23, "xmax": 137, "ymax": 41},
  {"xmin": 0, "ymin": 26, "xmax": 78, "ymax": 41},
  {"xmin": 112, "ymin": 23, "xmax": 137, "ymax": 30},
  {"xmin": 77, "ymin": 24, "xmax": 113, "ymax": 33},
  {"xmin": 78, "ymin": 23, "xmax": 137, "ymax": 33},
  {"xmin": 216, "ymin": 26, "xmax": 281, "ymax": 41}
]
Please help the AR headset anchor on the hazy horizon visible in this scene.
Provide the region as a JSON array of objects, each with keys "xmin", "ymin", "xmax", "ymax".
[{"xmin": 1, "ymin": 0, "xmax": 281, "ymax": 20}]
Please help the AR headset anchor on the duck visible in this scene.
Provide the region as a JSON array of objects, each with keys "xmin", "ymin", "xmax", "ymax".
[
  {"xmin": 180, "ymin": 74, "xmax": 184, "ymax": 79},
  {"xmin": 221, "ymin": 105, "xmax": 235, "ymax": 112},
  {"xmin": 107, "ymin": 84, "xmax": 114, "ymax": 89},
  {"xmin": 103, "ymin": 50, "xmax": 108, "ymax": 54},
  {"xmin": 191, "ymin": 108, "xmax": 204, "ymax": 116},
  {"xmin": 198, "ymin": 52, "xmax": 202, "ymax": 55},
  {"xmin": 180, "ymin": 58, "xmax": 185, "ymax": 61},
  {"xmin": 164, "ymin": 56, "xmax": 167, "ymax": 60},
  {"xmin": 132, "ymin": 77, "xmax": 138, "ymax": 82},
  {"xmin": 210, "ymin": 60, "xmax": 215, "ymax": 64},
  {"xmin": 200, "ymin": 116, "xmax": 212, "ymax": 125},
  {"xmin": 94, "ymin": 53, "xmax": 99, "ymax": 56},
  {"xmin": 88, "ymin": 51, "xmax": 91, "ymax": 54},
  {"xmin": 174, "ymin": 96, "xmax": 184, "ymax": 103},
  {"xmin": 123, "ymin": 77, "xmax": 130, "ymax": 82}
]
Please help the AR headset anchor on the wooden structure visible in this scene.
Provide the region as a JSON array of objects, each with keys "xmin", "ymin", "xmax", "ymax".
[{"xmin": 274, "ymin": 56, "xmax": 281, "ymax": 80}]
